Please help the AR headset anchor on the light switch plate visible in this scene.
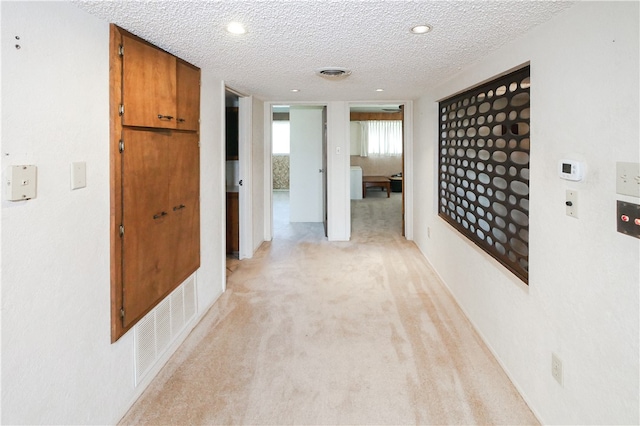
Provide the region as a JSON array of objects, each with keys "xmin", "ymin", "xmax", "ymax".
[
  {"xmin": 6, "ymin": 165, "xmax": 37, "ymax": 201},
  {"xmin": 71, "ymin": 162, "xmax": 86, "ymax": 190},
  {"xmin": 616, "ymin": 162, "xmax": 640, "ymax": 198},
  {"xmin": 566, "ymin": 190, "xmax": 578, "ymax": 218}
]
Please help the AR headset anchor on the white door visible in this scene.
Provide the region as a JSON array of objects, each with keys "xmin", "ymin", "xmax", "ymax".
[
  {"xmin": 238, "ymin": 95, "xmax": 253, "ymax": 258},
  {"xmin": 289, "ymin": 106, "xmax": 323, "ymax": 222}
]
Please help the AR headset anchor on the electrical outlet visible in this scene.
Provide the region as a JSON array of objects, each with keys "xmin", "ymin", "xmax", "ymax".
[
  {"xmin": 566, "ymin": 190, "xmax": 578, "ymax": 218},
  {"xmin": 551, "ymin": 353, "xmax": 563, "ymax": 386}
]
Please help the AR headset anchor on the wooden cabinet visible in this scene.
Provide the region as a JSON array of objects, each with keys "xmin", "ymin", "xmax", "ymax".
[
  {"xmin": 111, "ymin": 26, "xmax": 201, "ymax": 340},
  {"xmin": 121, "ymin": 33, "xmax": 200, "ymax": 131},
  {"xmin": 176, "ymin": 61, "xmax": 200, "ymax": 131},
  {"xmin": 121, "ymin": 129, "xmax": 200, "ymax": 328},
  {"xmin": 226, "ymin": 192, "xmax": 239, "ymax": 254}
]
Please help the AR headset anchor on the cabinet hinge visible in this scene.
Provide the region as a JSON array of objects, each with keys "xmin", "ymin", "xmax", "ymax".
[
  {"xmin": 119, "ymin": 104, "xmax": 124, "ymax": 116},
  {"xmin": 119, "ymin": 140, "xmax": 124, "ymax": 153},
  {"xmin": 119, "ymin": 224, "xmax": 124, "ymax": 237},
  {"xmin": 118, "ymin": 45, "xmax": 124, "ymax": 57}
]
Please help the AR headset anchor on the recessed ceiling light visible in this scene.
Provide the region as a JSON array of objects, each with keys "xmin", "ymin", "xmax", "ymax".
[
  {"xmin": 227, "ymin": 22, "xmax": 247, "ymax": 35},
  {"xmin": 291, "ymin": 89, "xmax": 300, "ymax": 92},
  {"xmin": 375, "ymin": 88, "xmax": 384, "ymax": 92},
  {"xmin": 411, "ymin": 24, "xmax": 432, "ymax": 34}
]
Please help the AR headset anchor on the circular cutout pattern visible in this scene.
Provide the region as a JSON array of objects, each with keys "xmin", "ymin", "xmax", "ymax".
[{"xmin": 438, "ymin": 66, "xmax": 530, "ymax": 282}]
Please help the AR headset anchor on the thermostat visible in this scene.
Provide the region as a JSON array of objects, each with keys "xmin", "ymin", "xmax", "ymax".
[{"xmin": 559, "ymin": 159, "xmax": 583, "ymax": 181}]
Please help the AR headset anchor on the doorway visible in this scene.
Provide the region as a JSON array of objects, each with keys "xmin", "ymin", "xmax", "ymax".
[
  {"xmin": 270, "ymin": 104, "xmax": 326, "ymax": 239},
  {"xmin": 225, "ymin": 91, "xmax": 240, "ymax": 270},
  {"xmin": 349, "ymin": 104, "xmax": 405, "ymax": 236}
]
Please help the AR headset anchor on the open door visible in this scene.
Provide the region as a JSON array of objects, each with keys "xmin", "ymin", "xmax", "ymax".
[
  {"xmin": 289, "ymin": 106, "xmax": 323, "ymax": 223},
  {"xmin": 224, "ymin": 87, "xmax": 253, "ymax": 264}
]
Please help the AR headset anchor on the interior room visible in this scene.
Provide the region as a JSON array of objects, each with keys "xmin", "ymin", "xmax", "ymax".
[
  {"xmin": 349, "ymin": 103, "xmax": 405, "ymax": 234},
  {"xmin": 1, "ymin": 2, "xmax": 638, "ymax": 425}
]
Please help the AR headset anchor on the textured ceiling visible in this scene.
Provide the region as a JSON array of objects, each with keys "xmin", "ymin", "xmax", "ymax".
[{"xmin": 74, "ymin": 1, "xmax": 574, "ymax": 102}]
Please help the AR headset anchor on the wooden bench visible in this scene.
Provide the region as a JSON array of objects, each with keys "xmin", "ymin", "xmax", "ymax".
[{"xmin": 362, "ymin": 176, "xmax": 390, "ymax": 198}]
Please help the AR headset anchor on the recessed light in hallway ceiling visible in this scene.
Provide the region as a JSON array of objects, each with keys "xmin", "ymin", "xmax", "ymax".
[
  {"xmin": 410, "ymin": 24, "xmax": 432, "ymax": 34},
  {"xmin": 226, "ymin": 22, "xmax": 247, "ymax": 35}
]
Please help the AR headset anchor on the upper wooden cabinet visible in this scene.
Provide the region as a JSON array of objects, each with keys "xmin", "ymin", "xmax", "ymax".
[
  {"xmin": 121, "ymin": 33, "xmax": 199, "ymax": 131},
  {"xmin": 176, "ymin": 61, "xmax": 200, "ymax": 131}
]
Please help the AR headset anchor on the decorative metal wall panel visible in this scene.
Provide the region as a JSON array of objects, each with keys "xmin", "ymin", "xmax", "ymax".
[{"xmin": 438, "ymin": 66, "xmax": 530, "ymax": 283}]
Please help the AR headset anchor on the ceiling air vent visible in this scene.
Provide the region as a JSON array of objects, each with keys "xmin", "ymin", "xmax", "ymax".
[{"xmin": 315, "ymin": 67, "xmax": 352, "ymax": 79}]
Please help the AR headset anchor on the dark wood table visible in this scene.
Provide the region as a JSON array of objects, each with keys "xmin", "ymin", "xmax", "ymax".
[{"xmin": 362, "ymin": 176, "xmax": 390, "ymax": 198}]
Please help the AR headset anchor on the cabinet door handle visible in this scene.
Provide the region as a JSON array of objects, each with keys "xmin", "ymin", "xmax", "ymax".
[
  {"xmin": 157, "ymin": 114, "xmax": 174, "ymax": 120},
  {"xmin": 173, "ymin": 204, "xmax": 186, "ymax": 211},
  {"xmin": 177, "ymin": 118, "xmax": 186, "ymax": 123},
  {"xmin": 153, "ymin": 211, "xmax": 168, "ymax": 219}
]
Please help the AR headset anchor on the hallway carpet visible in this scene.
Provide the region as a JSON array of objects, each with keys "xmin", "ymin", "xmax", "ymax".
[{"xmin": 120, "ymin": 192, "xmax": 538, "ymax": 425}]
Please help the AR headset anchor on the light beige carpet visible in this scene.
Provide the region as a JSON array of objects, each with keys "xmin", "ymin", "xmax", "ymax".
[{"xmin": 120, "ymin": 191, "xmax": 538, "ymax": 425}]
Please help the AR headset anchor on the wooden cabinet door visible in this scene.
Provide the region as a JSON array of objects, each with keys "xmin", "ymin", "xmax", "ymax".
[
  {"xmin": 121, "ymin": 129, "xmax": 175, "ymax": 328},
  {"xmin": 226, "ymin": 192, "xmax": 239, "ymax": 253},
  {"xmin": 176, "ymin": 61, "xmax": 200, "ymax": 131},
  {"xmin": 166, "ymin": 132, "xmax": 200, "ymax": 281},
  {"xmin": 122, "ymin": 35, "xmax": 176, "ymax": 129},
  {"xmin": 120, "ymin": 129, "xmax": 200, "ymax": 329}
]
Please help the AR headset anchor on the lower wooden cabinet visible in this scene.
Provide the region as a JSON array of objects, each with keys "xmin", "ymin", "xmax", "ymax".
[
  {"xmin": 226, "ymin": 192, "xmax": 239, "ymax": 254},
  {"xmin": 121, "ymin": 128, "xmax": 200, "ymax": 329}
]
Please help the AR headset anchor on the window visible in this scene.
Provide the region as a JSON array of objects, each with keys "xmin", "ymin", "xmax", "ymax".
[
  {"xmin": 438, "ymin": 66, "xmax": 530, "ymax": 283},
  {"xmin": 366, "ymin": 120, "xmax": 402, "ymax": 156},
  {"xmin": 351, "ymin": 120, "xmax": 403, "ymax": 157},
  {"xmin": 272, "ymin": 121, "xmax": 290, "ymax": 154}
]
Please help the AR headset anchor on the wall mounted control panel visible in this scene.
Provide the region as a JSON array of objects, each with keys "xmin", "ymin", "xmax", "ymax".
[
  {"xmin": 6, "ymin": 165, "xmax": 37, "ymax": 201},
  {"xmin": 617, "ymin": 201, "xmax": 640, "ymax": 239},
  {"xmin": 559, "ymin": 159, "xmax": 583, "ymax": 181}
]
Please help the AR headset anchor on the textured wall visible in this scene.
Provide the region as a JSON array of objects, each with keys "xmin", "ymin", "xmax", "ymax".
[
  {"xmin": 272, "ymin": 155, "xmax": 290, "ymax": 190},
  {"xmin": 1, "ymin": 3, "xmax": 225, "ymax": 423},
  {"xmin": 413, "ymin": 2, "xmax": 639, "ymax": 424},
  {"xmin": 350, "ymin": 156, "xmax": 402, "ymax": 177}
]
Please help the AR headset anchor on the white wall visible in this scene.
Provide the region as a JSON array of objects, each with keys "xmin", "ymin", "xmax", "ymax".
[
  {"xmin": 1, "ymin": 2, "xmax": 225, "ymax": 424},
  {"xmin": 413, "ymin": 2, "xmax": 639, "ymax": 424},
  {"xmin": 252, "ymin": 97, "xmax": 265, "ymax": 251},
  {"xmin": 327, "ymin": 101, "xmax": 351, "ymax": 241},
  {"xmin": 289, "ymin": 106, "xmax": 323, "ymax": 222}
]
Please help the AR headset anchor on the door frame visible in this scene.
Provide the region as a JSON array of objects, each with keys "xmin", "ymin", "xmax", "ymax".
[
  {"xmin": 223, "ymin": 84, "xmax": 253, "ymax": 263},
  {"xmin": 347, "ymin": 101, "xmax": 414, "ymax": 240},
  {"xmin": 264, "ymin": 102, "xmax": 328, "ymax": 240}
]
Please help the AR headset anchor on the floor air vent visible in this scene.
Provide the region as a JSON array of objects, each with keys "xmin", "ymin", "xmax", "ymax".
[{"xmin": 135, "ymin": 275, "xmax": 197, "ymax": 385}]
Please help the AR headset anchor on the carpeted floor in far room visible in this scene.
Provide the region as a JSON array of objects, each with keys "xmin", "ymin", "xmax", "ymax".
[{"xmin": 119, "ymin": 190, "xmax": 538, "ymax": 425}]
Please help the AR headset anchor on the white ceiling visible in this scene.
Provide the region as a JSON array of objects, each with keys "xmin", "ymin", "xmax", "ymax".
[{"xmin": 74, "ymin": 1, "xmax": 574, "ymax": 102}]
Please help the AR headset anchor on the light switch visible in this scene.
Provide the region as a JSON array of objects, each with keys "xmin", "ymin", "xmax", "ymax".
[
  {"xmin": 566, "ymin": 190, "xmax": 578, "ymax": 218},
  {"xmin": 616, "ymin": 162, "xmax": 640, "ymax": 198},
  {"xmin": 6, "ymin": 165, "xmax": 37, "ymax": 201},
  {"xmin": 71, "ymin": 162, "xmax": 86, "ymax": 190}
]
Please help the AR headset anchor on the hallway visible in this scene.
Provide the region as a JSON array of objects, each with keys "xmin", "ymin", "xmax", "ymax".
[{"xmin": 120, "ymin": 192, "xmax": 537, "ymax": 425}]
